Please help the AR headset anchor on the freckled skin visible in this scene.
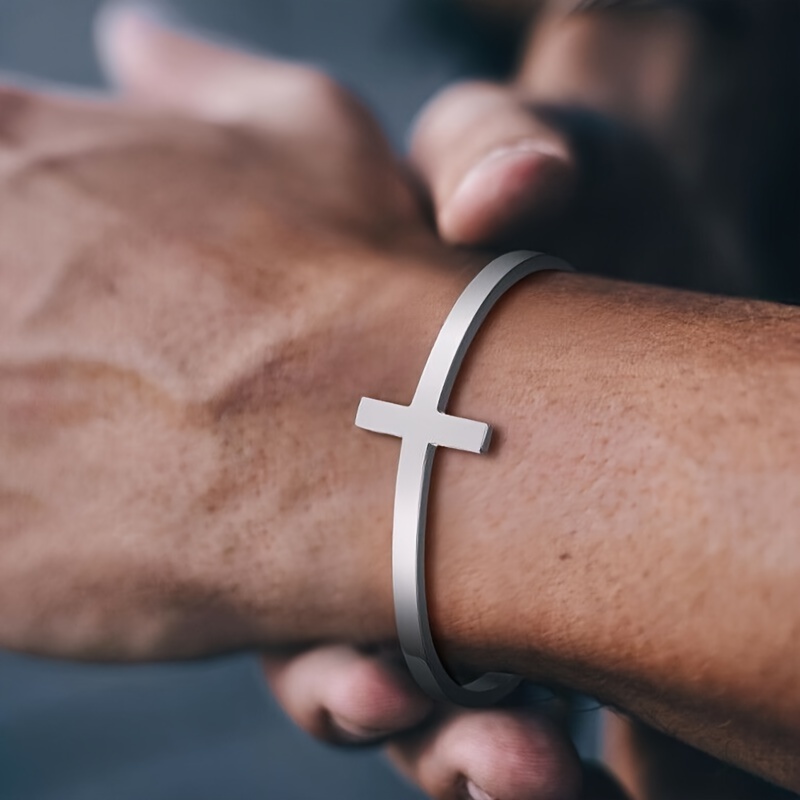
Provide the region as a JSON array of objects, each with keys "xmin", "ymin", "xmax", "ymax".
[
  {"xmin": 0, "ymin": 66, "xmax": 799, "ymax": 794},
  {"xmin": 427, "ymin": 274, "xmax": 800, "ymax": 790}
]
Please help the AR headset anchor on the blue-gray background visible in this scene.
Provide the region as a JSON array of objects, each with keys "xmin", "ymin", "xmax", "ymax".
[{"xmin": 0, "ymin": 2, "xmax": 515, "ymax": 798}]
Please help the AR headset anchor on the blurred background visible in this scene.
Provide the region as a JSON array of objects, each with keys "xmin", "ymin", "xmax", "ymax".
[
  {"xmin": 0, "ymin": 0, "xmax": 516, "ymax": 145},
  {"xmin": 0, "ymin": 2, "xmax": 522, "ymax": 798}
]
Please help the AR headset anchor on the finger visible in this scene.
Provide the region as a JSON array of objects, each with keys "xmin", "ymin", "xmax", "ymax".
[
  {"xmin": 95, "ymin": 4, "xmax": 372, "ymax": 135},
  {"xmin": 387, "ymin": 706, "xmax": 583, "ymax": 800},
  {"xmin": 263, "ymin": 647, "xmax": 433, "ymax": 746},
  {"xmin": 410, "ymin": 81, "xmax": 576, "ymax": 247}
]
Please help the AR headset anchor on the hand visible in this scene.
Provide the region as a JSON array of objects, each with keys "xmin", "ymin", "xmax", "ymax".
[
  {"xmin": 1, "ymin": 7, "xmax": 466, "ymax": 661},
  {"xmin": 0, "ymin": 11, "xmax": 612, "ymax": 800}
]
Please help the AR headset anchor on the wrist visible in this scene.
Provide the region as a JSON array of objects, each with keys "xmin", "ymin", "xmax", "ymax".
[
  {"xmin": 425, "ymin": 270, "xmax": 632, "ymax": 685},
  {"xmin": 343, "ymin": 245, "xmax": 493, "ymax": 641},
  {"xmin": 234, "ymin": 244, "xmax": 489, "ymax": 648},
  {"xmin": 344, "ymin": 255, "xmax": 589, "ymax": 675}
]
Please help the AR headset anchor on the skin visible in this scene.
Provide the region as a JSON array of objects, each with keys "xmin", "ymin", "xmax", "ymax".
[
  {"xmin": 430, "ymin": 271, "xmax": 800, "ymax": 772},
  {"xmin": 210, "ymin": 2, "xmax": 798, "ymax": 798},
  {"xmin": 2, "ymin": 4, "xmax": 798, "ymax": 800},
  {"xmin": 170, "ymin": 1, "xmax": 799, "ymax": 797}
]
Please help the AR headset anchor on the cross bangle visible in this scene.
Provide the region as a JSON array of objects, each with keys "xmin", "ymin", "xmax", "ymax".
[{"xmin": 355, "ymin": 251, "xmax": 573, "ymax": 707}]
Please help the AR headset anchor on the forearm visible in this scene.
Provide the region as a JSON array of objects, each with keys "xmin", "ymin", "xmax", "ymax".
[{"xmin": 415, "ymin": 271, "xmax": 800, "ymax": 786}]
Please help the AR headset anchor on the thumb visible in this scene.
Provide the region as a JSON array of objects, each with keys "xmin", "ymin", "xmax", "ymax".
[
  {"xmin": 412, "ymin": 82, "xmax": 751, "ymax": 294},
  {"xmin": 409, "ymin": 81, "xmax": 577, "ymax": 247}
]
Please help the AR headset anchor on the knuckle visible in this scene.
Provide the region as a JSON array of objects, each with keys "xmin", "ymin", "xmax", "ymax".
[{"xmin": 288, "ymin": 68, "xmax": 351, "ymax": 111}]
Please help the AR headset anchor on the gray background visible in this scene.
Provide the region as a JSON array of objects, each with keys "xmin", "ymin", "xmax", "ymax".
[
  {"xmin": 0, "ymin": 0, "xmax": 513, "ymax": 144},
  {"xmin": 0, "ymin": 2, "xmax": 512, "ymax": 798}
]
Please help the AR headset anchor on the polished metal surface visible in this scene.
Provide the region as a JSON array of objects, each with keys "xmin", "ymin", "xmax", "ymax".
[{"xmin": 356, "ymin": 251, "xmax": 572, "ymax": 706}]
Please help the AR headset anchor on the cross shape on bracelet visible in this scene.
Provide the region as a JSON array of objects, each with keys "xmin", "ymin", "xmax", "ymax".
[
  {"xmin": 355, "ymin": 396, "xmax": 492, "ymax": 456},
  {"xmin": 351, "ymin": 252, "xmax": 565, "ymax": 706}
]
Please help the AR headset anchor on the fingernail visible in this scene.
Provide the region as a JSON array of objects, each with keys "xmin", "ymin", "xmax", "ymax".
[
  {"xmin": 466, "ymin": 779, "xmax": 496, "ymax": 800},
  {"xmin": 440, "ymin": 139, "xmax": 572, "ymax": 242},
  {"xmin": 331, "ymin": 715, "xmax": 397, "ymax": 744},
  {"xmin": 456, "ymin": 139, "xmax": 566, "ymax": 193}
]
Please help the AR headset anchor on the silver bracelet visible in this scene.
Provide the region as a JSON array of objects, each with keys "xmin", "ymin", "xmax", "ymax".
[{"xmin": 355, "ymin": 251, "xmax": 573, "ymax": 707}]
